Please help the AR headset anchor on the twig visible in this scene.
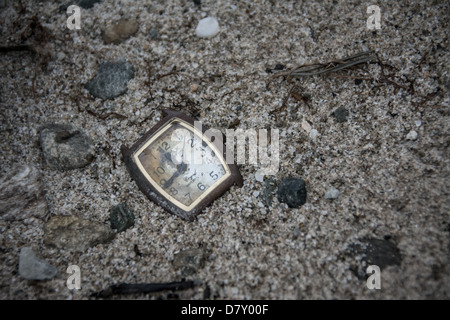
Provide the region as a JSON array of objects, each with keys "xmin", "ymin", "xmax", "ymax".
[{"xmin": 91, "ymin": 280, "xmax": 196, "ymax": 298}]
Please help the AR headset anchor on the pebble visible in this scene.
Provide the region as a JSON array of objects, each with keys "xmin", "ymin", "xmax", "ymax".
[
  {"xmin": 309, "ymin": 129, "xmax": 319, "ymax": 139},
  {"xmin": 349, "ymin": 238, "xmax": 401, "ymax": 269},
  {"xmin": 110, "ymin": 202, "xmax": 135, "ymax": 233},
  {"xmin": 277, "ymin": 178, "xmax": 307, "ymax": 208},
  {"xmin": 85, "ymin": 59, "xmax": 135, "ymax": 100},
  {"xmin": 40, "ymin": 124, "xmax": 95, "ymax": 171},
  {"xmin": 301, "ymin": 120, "xmax": 312, "ymax": 133},
  {"xmin": 173, "ymin": 248, "xmax": 205, "ymax": 276},
  {"xmin": 195, "ymin": 17, "xmax": 220, "ymax": 38},
  {"xmin": 60, "ymin": 0, "xmax": 101, "ymax": 11},
  {"xmin": 325, "ymin": 187, "xmax": 339, "ymax": 199},
  {"xmin": 149, "ymin": 28, "xmax": 159, "ymax": 39},
  {"xmin": 262, "ymin": 178, "xmax": 277, "ymax": 207},
  {"xmin": 406, "ymin": 130, "xmax": 418, "ymax": 140},
  {"xmin": 332, "ymin": 106, "xmax": 349, "ymax": 123},
  {"xmin": 19, "ymin": 247, "xmax": 57, "ymax": 281},
  {"xmin": 0, "ymin": 165, "xmax": 48, "ymax": 221},
  {"xmin": 255, "ymin": 171, "xmax": 264, "ymax": 182},
  {"xmin": 44, "ymin": 216, "xmax": 115, "ymax": 252},
  {"xmin": 102, "ymin": 19, "xmax": 138, "ymax": 44}
]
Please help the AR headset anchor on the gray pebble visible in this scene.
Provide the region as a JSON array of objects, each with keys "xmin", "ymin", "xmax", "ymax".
[
  {"xmin": 149, "ymin": 29, "xmax": 159, "ymax": 39},
  {"xmin": 277, "ymin": 178, "xmax": 307, "ymax": 208},
  {"xmin": 0, "ymin": 165, "xmax": 48, "ymax": 221},
  {"xmin": 332, "ymin": 106, "xmax": 349, "ymax": 123},
  {"xmin": 110, "ymin": 202, "xmax": 135, "ymax": 233},
  {"xmin": 173, "ymin": 248, "xmax": 205, "ymax": 276},
  {"xmin": 19, "ymin": 247, "xmax": 57, "ymax": 280},
  {"xmin": 325, "ymin": 187, "xmax": 339, "ymax": 199},
  {"xmin": 85, "ymin": 60, "xmax": 135, "ymax": 100},
  {"xmin": 262, "ymin": 178, "xmax": 277, "ymax": 207},
  {"xmin": 44, "ymin": 216, "xmax": 115, "ymax": 252},
  {"xmin": 40, "ymin": 124, "xmax": 95, "ymax": 171}
]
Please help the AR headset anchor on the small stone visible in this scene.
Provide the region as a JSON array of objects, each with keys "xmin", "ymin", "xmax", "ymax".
[
  {"xmin": 325, "ymin": 187, "xmax": 339, "ymax": 199},
  {"xmin": 19, "ymin": 247, "xmax": 57, "ymax": 280},
  {"xmin": 354, "ymin": 79, "xmax": 363, "ymax": 85},
  {"xmin": 77, "ymin": 0, "xmax": 101, "ymax": 9},
  {"xmin": 149, "ymin": 28, "xmax": 159, "ymax": 39},
  {"xmin": 262, "ymin": 178, "xmax": 277, "ymax": 207},
  {"xmin": 414, "ymin": 120, "xmax": 422, "ymax": 127},
  {"xmin": 85, "ymin": 59, "xmax": 135, "ymax": 100},
  {"xmin": 44, "ymin": 216, "xmax": 115, "ymax": 252},
  {"xmin": 59, "ymin": 0, "xmax": 101, "ymax": 11},
  {"xmin": 293, "ymin": 227, "xmax": 300, "ymax": 238},
  {"xmin": 102, "ymin": 19, "xmax": 138, "ymax": 44},
  {"xmin": 277, "ymin": 178, "xmax": 307, "ymax": 208},
  {"xmin": 349, "ymin": 238, "xmax": 401, "ymax": 269},
  {"xmin": 173, "ymin": 248, "xmax": 205, "ymax": 276},
  {"xmin": 40, "ymin": 124, "xmax": 95, "ymax": 171},
  {"xmin": 190, "ymin": 83, "xmax": 199, "ymax": 92},
  {"xmin": 255, "ymin": 171, "xmax": 264, "ymax": 182},
  {"xmin": 195, "ymin": 17, "xmax": 219, "ymax": 38},
  {"xmin": 0, "ymin": 165, "xmax": 48, "ymax": 221},
  {"xmin": 332, "ymin": 106, "xmax": 349, "ymax": 123},
  {"xmin": 406, "ymin": 130, "xmax": 418, "ymax": 140},
  {"xmin": 110, "ymin": 202, "xmax": 135, "ymax": 233},
  {"xmin": 57, "ymin": 52, "xmax": 66, "ymax": 60},
  {"xmin": 309, "ymin": 129, "xmax": 319, "ymax": 139},
  {"xmin": 301, "ymin": 120, "xmax": 312, "ymax": 133}
]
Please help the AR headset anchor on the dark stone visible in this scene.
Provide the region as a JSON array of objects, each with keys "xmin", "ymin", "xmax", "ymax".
[
  {"xmin": 332, "ymin": 106, "xmax": 349, "ymax": 123},
  {"xmin": 40, "ymin": 124, "xmax": 95, "ymax": 171},
  {"xmin": 193, "ymin": 0, "xmax": 201, "ymax": 6},
  {"xmin": 262, "ymin": 178, "xmax": 277, "ymax": 207},
  {"xmin": 348, "ymin": 238, "xmax": 401, "ymax": 276},
  {"xmin": 85, "ymin": 60, "xmax": 135, "ymax": 100},
  {"xmin": 60, "ymin": 0, "xmax": 101, "ymax": 11},
  {"xmin": 110, "ymin": 202, "xmax": 135, "ymax": 233},
  {"xmin": 274, "ymin": 64, "xmax": 285, "ymax": 71},
  {"xmin": 354, "ymin": 78, "xmax": 363, "ymax": 85},
  {"xmin": 277, "ymin": 178, "xmax": 307, "ymax": 208}
]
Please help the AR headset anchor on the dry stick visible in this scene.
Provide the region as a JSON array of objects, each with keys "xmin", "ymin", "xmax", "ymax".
[{"xmin": 92, "ymin": 280, "xmax": 196, "ymax": 298}]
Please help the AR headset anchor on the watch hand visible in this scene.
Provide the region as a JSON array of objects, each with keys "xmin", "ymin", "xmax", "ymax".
[{"xmin": 163, "ymin": 162, "xmax": 188, "ymax": 189}]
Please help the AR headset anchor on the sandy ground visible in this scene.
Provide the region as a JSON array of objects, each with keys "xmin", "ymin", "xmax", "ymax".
[{"xmin": 0, "ymin": 0, "xmax": 449, "ymax": 299}]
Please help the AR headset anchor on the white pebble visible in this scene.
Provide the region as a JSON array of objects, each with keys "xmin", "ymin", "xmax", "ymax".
[
  {"xmin": 414, "ymin": 120, "xmax": 422, "ymax": 127},
  {"xmin": 255, "ymin": 171, "xmax": 264, "ymax": 182},
  {"xmin": 195, "ymin": 17, "xmax": 220, "ymax": 38},
  {"xmin": 301, "ymin": 120, "xmax": 312, "ymax": 133},
  {"xmin": 309, "ymin": 129, "xmax": 319, "ymax": 139},
  {"xmin": 325, "ymin": 187, "xmax": 339, "ymax": 199},
  {"xmin": 253, "ymin": 191, "xmax": 260, "ymax": 197},
  {"xmin": 406, "ymin": 130, "xmax": 418, "ymax": 140}
]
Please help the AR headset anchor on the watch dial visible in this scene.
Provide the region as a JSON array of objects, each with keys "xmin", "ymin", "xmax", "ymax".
[{"xmin": 136, "ymin": 121, "xmax": 228, "ymax": 209}]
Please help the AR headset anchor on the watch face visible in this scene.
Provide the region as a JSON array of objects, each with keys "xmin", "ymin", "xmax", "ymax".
[
  {"xmin": 134, "ymin": 119, "xmax": 230, "ymax": 212},
  {"xmin": 121, "ymin": 109, "xmax": 243, "ymax": 221}
]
